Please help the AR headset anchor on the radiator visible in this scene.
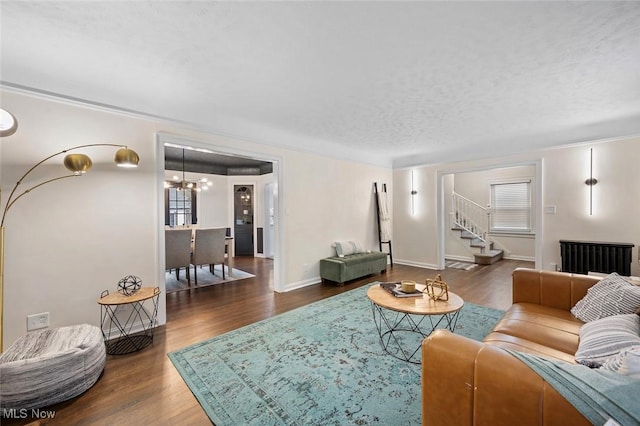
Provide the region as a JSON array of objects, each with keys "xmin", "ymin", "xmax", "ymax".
[{"xmin": 560, "ymin": 240, "xmax": 635, "ymax": 276}]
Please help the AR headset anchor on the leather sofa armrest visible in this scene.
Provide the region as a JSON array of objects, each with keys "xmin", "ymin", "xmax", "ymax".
[
  {"xmin": 421, "ymin": 330, "xmax": 589, "ymax": 426},
  {"xmin": 512, "ymin": 268, "xmax": 600, "ymax": 310},
  {"xmin": 421, "ymin": 329, "xmax": 482, "ymax": 425}
]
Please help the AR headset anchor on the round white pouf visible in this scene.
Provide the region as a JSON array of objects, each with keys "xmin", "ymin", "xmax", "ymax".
[{"xmin": 0, "ymin": 323, "xmax": 106, "ymax": 411}]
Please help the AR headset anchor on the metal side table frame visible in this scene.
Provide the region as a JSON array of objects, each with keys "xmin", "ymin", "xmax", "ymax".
[
  {"xmin": 367, "ymin": 284, "xmax": 464, "ymax": 365},
  {"xmin": 370, "ymin": 302, "xmax": 461, "ymax": 364},
  {"xmin": 98, "ymin": 287, "xmax": 160, "ymax": 355}
]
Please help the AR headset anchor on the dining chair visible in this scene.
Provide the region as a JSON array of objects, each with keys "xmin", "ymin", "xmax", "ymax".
[
  {"xmin": 165, "ymin": 228, "xmax": 192, "ymax": 286},
  {"xmin": 191, "ymin": 228, "xmax": 227, "ymax": 285}
]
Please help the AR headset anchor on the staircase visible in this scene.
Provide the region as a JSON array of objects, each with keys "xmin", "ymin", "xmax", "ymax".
[{"xmin": 451, "ymin": 192, "xmax": 503, "ymax": 265}]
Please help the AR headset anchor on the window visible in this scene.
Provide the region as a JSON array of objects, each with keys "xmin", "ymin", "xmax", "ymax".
[
  {"xmin": 165, "ymin": 187, "xmax": 197, "ymax": 226},
  {"xmin": 489, "ymin": 181, "xmax": 531, "ymax": 233}
]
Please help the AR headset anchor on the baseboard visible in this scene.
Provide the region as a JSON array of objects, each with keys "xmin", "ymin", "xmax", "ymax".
[
  {"xmin": 447, "ymin": 253, "xmax": 534, "ymax": 263},
  {"xmin": 393, "ymin": 259, "xmax": 439, "ymax": 270},
  {"xmin": 444, "ymin": 254, "xmax": 475, "ymax": 263},
  {"xmin": 503, "ymin": 255, "xmax": 535, "ymax": 262},
  {"xmin": 283, "ymin": 276, "xmax": 321, "ymax": 292},
  {"xmin": 102, "ymin": 321, "xmax": 156, "ymax": 341}
]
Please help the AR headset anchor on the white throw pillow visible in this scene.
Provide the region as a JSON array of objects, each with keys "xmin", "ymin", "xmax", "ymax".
[
  {"xmin": 334, "ymin": 241, "xmax": 364, "ymax": 258},
  {"xmin": 570, "ymin": 273, "xmax": 640, "ymax": 322},
  {"xmin": 574, "ymin": 314, "xmax": 640, "ymax": 368},
  {"xmin": 600, "ymin": 345, "xmax": 640, "ymax": 379}
]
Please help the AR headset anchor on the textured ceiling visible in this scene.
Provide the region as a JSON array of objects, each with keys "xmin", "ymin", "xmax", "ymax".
[{"xmin": 1, "ymin": 1, "xmax": 639, "ymax": 168}]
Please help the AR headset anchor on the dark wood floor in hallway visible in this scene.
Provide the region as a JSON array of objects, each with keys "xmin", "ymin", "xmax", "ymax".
[{"xmin": 5, "ymin": 257, "xmax": 533, "ymax": 425}]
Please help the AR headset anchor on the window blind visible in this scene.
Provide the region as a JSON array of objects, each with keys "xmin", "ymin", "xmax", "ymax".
[{"xmin": 490, "ymin": 181, "xmax": 531, "ymax": 232}]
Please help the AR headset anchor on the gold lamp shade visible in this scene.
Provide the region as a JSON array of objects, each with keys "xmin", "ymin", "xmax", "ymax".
[
  {"xmin": 63, "ymin": 153, "xmax": 93, "ymax": 173},
  {"xmin": 114, "ymin": 147, "xmax": 140, "ymax": 168}
]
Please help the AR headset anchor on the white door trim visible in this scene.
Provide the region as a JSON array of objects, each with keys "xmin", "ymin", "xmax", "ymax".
[
  {"xmin": 436, "ymin": 158, "xmax": 543, "ymax": 270},
  {"xmin": 156, "ymin": 132, "xmax": 286, "ymax": 292}
]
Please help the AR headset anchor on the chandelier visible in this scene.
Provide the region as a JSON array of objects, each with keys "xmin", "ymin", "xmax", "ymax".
[{"xmin": 164, "ymin": 149, "xmax": 212, "ymax": 192}]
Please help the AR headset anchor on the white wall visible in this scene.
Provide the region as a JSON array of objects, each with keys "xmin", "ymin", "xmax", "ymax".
[
  {"xmin": 445, "ymin": 165, "xmax": 536, "ymax": 261},
  {"xmin": 393, "ymin": 136, "xmax": 640, "ymax": 276},
  {"xmin": 0, "ymin": 91, "xmax": 392, "ymax": 347},
  {"xmin": 194, "ymin": 173, "xmax": 230, "ymax": 229},
  {"xmin": 542, "ymin": 138, "xmax": 640, "ymax": 273},
  {"xmin": 255, "ymin": 173, "xmax": 275, "ymax": 257},
  {"xmin": 282, "ymin": 153, "xmax": 392, "ymax": 288},
  {"xmin": 1, "ymin": 94, "xmax": 160, "ymax": 349},
  {"xmin": 392, "ymin": 167, "xmax": 439, "ymax": 269}
]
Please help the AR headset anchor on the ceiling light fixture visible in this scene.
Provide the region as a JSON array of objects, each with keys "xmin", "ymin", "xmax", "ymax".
[
  {"xmin": 0, "ymin": 108, "xmax": 18, "ymax": 137},
  {"xmin": 166, "ymin": 149, "xmax": 205, "ymax": 192}
]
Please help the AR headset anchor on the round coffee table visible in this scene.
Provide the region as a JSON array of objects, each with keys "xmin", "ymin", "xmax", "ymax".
[{"xmin": 367, "ymin": 283, "xmax": 464, "ymax": 364}]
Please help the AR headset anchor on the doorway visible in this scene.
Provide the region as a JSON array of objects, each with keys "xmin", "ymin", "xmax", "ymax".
[
  {"xmin": 436, "ymin": 160, "xmax": 543, "ymax": 271},
  {"xmin": 264, "ymin": 182, "xmax": 275, "ymax": 259},
  {"xmin": 234, "ymin": 185, "xmax": 254, "ymax": 256},
  {"xmin": 158, "ymin": 132, "xmax": 285, "ymax": 295}
]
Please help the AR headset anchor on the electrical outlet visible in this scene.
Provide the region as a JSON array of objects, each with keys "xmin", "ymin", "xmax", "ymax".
[
  {"xmin": 550, "ymin": 263, "xmax": 558, "ymax": 271},
  {"xmin": 27, "ymin": 312, "xmax": 50, "ymax": 331}
]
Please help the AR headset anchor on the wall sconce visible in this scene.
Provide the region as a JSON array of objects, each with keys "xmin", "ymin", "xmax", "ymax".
[
  {"xmin": 585, "ymin": 148, "xmax": 598, "ymax": 216},
  {"xmin": 410, "ymin": 170, "xmax": 418, "ymax": 215}
]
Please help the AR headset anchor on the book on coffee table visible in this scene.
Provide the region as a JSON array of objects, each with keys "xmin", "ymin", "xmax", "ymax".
[{"xmin": 379, "ymin": 282, "xmax": 423, "ymax": 298}]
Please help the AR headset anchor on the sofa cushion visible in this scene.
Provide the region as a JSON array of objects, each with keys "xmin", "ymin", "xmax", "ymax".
[
  {"xmin": 488, "ymin": 303, "xmax": 583, "ymax": 356},
  {"xmin": 483, "ymin": 332, "xmax": 578, "ymax": 363},
  {"xmin": 570, "ymin": 273, "xmax": 640, "ymax": 322},
  {"xmin": 575, "ymin": 314, "xmax": 640, "ymax": 368}
]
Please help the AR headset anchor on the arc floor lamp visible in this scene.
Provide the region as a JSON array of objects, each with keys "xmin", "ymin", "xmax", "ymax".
[{"xmin": 0, "ymin": 107, "xmax": 140, "ymax": 351}]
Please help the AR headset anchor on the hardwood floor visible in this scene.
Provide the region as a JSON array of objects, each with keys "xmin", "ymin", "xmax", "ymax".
[{"xmin": 5, "ymin": 257, "xmax": 533, "ymax": 425}]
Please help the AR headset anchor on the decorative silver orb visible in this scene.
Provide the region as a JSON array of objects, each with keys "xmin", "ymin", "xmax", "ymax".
[{"xmin": 117, "ymin": 275, "xmax": 142, "ymax": 296}]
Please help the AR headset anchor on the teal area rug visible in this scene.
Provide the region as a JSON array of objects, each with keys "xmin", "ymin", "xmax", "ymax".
[{"xmin": 168, "ymin": 283, "xmax": 503, "ymax": 425}]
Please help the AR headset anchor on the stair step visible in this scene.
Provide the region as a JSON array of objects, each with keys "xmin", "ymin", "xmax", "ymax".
[
  {"xmin": 459, "ymin": 230, "xmax": 475, "ymax": 239},
  {"xmin": 474, "ymin": 249, "xmax": 504, "ymax": 265},
  {"xmin": 470, "ymin": 240, "xmax": 494, "ymax": 249},
  {"xmin": 470, "ymin": 238, "xmax": 485, "ymax": 247}
]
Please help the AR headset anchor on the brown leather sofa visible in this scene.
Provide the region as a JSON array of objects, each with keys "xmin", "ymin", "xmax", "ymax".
[{"xmin": 421, "ymin": 268, "xmax": 601, "ymax": 426}]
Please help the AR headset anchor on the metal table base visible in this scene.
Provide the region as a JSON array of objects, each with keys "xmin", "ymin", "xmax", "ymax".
[{"xmin": 370, "ymin": 301, "xmax": 461, "ymax": 364}]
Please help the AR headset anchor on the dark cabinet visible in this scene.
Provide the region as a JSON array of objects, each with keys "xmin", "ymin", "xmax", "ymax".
[{"xmin": 234, "ymin": 185, "xmax": 254, "ymax": 256}]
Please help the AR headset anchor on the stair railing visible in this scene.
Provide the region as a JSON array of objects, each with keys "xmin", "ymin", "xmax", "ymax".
[{"xmin": 451, "ymin": 192, "xmax": 491, "ymax": 251}]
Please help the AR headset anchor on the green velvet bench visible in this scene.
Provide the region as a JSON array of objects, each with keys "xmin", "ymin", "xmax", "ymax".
[{"xmin": 320, "ymin": 251, "xmax": 388, "ymax": 284}]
